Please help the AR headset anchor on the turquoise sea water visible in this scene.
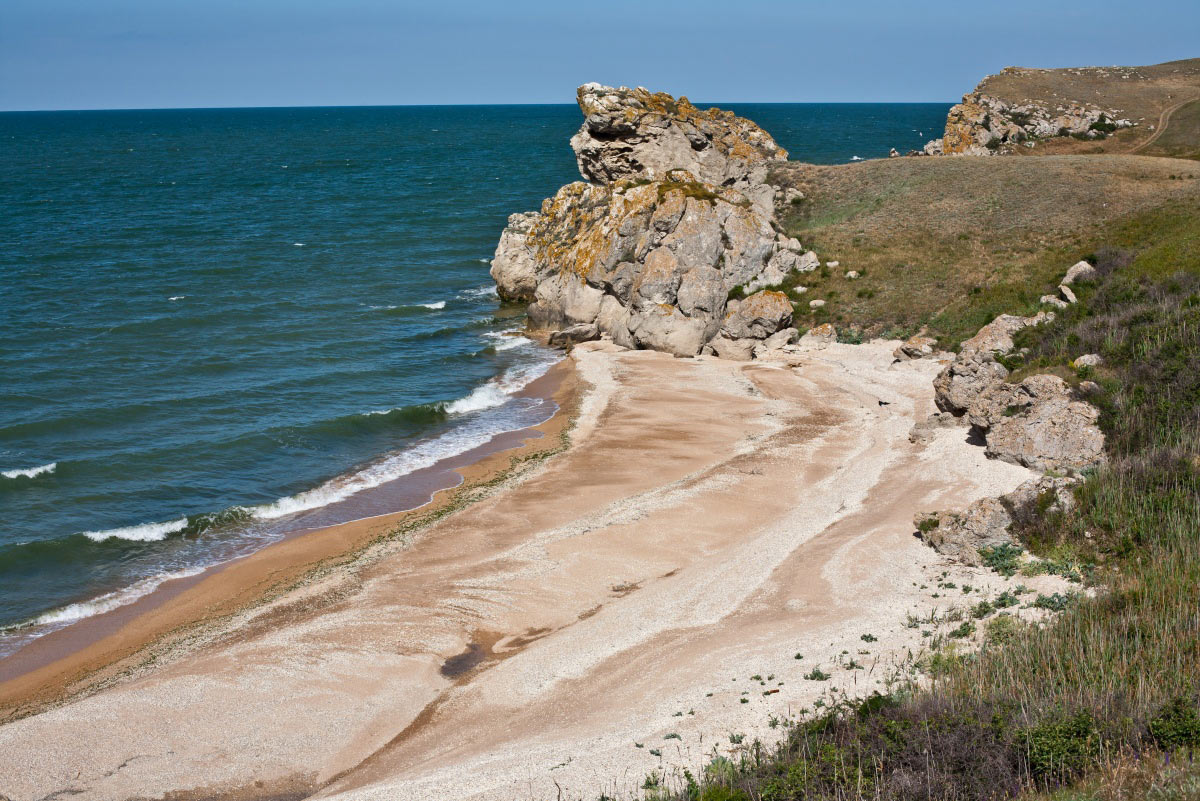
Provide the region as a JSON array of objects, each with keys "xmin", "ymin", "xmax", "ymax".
[{"xmin": 0, "ymin": 102, "xmax": 950, "ymax": 655}]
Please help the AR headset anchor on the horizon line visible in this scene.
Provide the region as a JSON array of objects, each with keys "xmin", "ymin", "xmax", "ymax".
[{"xmin": 0, "ymin": 99, "xmax": 957, "ymax": 114}]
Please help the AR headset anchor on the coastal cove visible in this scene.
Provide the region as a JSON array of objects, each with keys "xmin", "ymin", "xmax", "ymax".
[{"xmin": 0, "ymin": 103, "xmax": 951, "ymax": 657}]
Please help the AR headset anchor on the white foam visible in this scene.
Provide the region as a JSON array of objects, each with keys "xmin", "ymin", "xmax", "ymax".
[
  {"xmin": 461, "ymin": 285, "xmax": 498, "ymax": 298},
  {"xmin": 850, "ymin": 155, "xmax": 864, "ymax": 161},
  {"xmin": 444, "ymin": 360, "xmax": 551, "ymax": 415},
  {"xmin": 484, "ymin": 330, "xmax": 533, "ymax": 352},
  {"xmin": 2, "ymin": 462, "xmax": 56, "ymax": 480},
  {"xmin": 29, "ymin": 566, "xmax": 207, "ymax": 627},
  {"xmin": 293, "ymin": 242, "xmax": 305, "ymax": 247},
  {"xmin": 168, "ymin": 295, "xmax": 186, "ymax": 301},
  {"xmin": 252, "ymin": 358, "xmax": 556, "ymax": 520},
  {"xmin": 420, "ymin": 301, "xmax": 446, "ymax": 310},
  {"xmin": 475, "ymin": 258, "xmax": 490, "ymax": 264},
  {"xmin": 366, "ymin": 304, "xmax": 399, "ymax": 311},
  {"xmin": 82, "ymin": 517, "xmax": 188, "ymax": 543}
]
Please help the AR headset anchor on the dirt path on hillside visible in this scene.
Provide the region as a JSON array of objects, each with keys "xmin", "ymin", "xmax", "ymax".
[{"xmin": 1128, "ymin": 95, "xmax": 1200, "ymax": 154}]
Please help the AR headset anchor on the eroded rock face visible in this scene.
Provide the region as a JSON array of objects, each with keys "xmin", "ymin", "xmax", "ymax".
[
  {"xmin": 967, "ymin": 374, "xmax": 1106, "ymax": 474},
  {"xmin": 492, "ymin": 174, "xmax": 801, "ymax": 356},
  {"xmin": 491, "ymin": 85, "xmax": 810, "ymax": 358},
  {"xmin": 570, "ymin": 83, "xmax": 787, "ymax": 189}
]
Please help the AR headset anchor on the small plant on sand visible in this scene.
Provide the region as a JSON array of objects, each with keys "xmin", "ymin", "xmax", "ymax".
[
  {"xmin": 948, "ymin": 621, "xmax": 975, "ymax": 639},
  {"xmin": 664, "ymin": 732, "xmax": 681, "ymax": 740},
  {"xmin": 980, "ymin": 543, "xmax": 1024, "ymax": 576},
  {"xmin": 805, "ymin": 667, "xmax": 832, "ymax": 681},
  {"xmin": 729, "ymin": 732, "xmax": 745, "ymax": 744},
  {"xmin": 861, "ymin": 633, "xmax": 878, "ymax": 642}
]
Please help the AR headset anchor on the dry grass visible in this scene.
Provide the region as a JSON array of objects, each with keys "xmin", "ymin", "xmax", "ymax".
[{"xmin": 769, "ymin": 155, "xmax": 1200, "ymax": 345}]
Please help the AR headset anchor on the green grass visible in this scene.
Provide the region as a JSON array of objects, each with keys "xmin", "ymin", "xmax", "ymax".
[{"xmin": 650, "ymin": 183, "xmax": 1200, "ymax": 801}]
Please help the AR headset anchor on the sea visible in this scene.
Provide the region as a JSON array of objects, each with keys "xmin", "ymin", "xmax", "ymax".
[{"xmin": 0, "ymin": 102, "xmax": 951, "ymax": 658}]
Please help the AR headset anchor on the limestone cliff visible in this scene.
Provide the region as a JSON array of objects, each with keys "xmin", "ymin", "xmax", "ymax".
[{"xmin": 491, "ymin": 84, "xmax": 816, "ymax": 358}]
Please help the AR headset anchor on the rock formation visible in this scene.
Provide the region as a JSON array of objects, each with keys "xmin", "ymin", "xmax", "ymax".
[
  {"xmin": 570, "ymin": 83, "xmax": 786, "ymax": 190},
  {"xmin": 491, "ymin": 84, "xmax": 813, "ymax": 358},
  {"xmin": 916, "ymin": 260, "xmax": 1109, "ymax": 562},
  {"xmin": 924, "ymin": 79, "xmax": 1134, "ymax": 156}
]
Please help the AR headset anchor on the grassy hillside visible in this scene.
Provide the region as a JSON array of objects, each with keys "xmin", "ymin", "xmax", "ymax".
[
  {"xmin": 767, "ymin": 155, "xmax": 1200, "ymax": 346},
  {"xmin": 637, "ymin": 152, "xmax": 1200, "ymax": 801}
]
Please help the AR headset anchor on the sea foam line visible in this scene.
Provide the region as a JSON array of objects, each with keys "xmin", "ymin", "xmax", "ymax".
[
  {"xmin": 28, "ymin": 565, "xmax": 207, "ymax": 628},
  {"xmin": 83, "ymin": 517, "xmax": 188, "ymax": 543},
  {"xmin": 2, "ymin": 462, "xmax": 57, "ymax": 480}
]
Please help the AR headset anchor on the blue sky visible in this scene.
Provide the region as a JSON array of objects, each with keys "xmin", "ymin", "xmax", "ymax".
[{"xmin": 2, "ymin": 0, "xmax": 1196, "ymax": 110}]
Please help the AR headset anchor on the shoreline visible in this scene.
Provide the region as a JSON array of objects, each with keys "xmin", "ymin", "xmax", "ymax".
[
  {"xmin": 0, "ymin": 340, "xmax": 1077, "ymax": 801},
  {"xmin": 0, "ymin": 357, "xmax": 578, "ymax": 722}
]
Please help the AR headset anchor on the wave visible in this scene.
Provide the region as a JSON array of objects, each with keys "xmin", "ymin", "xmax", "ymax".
[
  {"xmin": 419, "ymin": 301, "xmax": 446, "ymax": 310},
  {"xmin": 168, "ymin": 295, "xmax": 186, "ymax": 301},
  {"xmin": 2, "ymin": 462, "xmax": 56, "ymax": 480},
  {"xmin": 484, "ymin": 330, "xmax": 533, "ymax": 352},
  {"xmin": 23, "ymin": 565, "xmax": 207, "ymax": 629},
  {"xmin": 83, "ymin": 517, "xmax": 188, "ymax": 543},
  {"xmin": 253, "ymin": 359, "xmax": 555, "ymax": 520},
  {"xmin": 444, "ymin": 360, "xmax": 551, "ymax": 415},
  {"xmin": 460, "ymin": 284, "xmax": 498, "ymax": 299}
]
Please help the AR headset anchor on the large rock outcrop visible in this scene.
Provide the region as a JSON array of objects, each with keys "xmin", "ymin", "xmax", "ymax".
[
  {"xmin": 491, "ymin": 84, "xmax": 811, "ymax": 358},
  {"xmin": 928, "ymin": 87, "xmax": 1133, "ymax": 156},
  {"xmin": 570, "ymin": 83, "xmax": 787, "ymax": 190},
  {"xmin": 967, "ymin": 374, "xmax": 1105, "ymax": 473}
]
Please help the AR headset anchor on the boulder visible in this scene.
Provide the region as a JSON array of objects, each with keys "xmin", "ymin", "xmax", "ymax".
[
  {"xmin": 933, "ymin": 310, "xmax": 1054, "ymax": 415},
  {"xmin": 893, "ymin": 335, "xmax": 938, "ymax": 361},
  {"xmin": 721, "ymin": 290, "xmax": 793, "ymax": 340},
  {"xmin": 933, "ymin": 350, "xmax": 1009, "ymax": 414},
  {"xmin": 548, "ymin": 323, "xmax": 600, "ymax": 348},
  {"xmin": 1062, "ymin": 261, "xmax": 1098, "ymax": 285},
  {"xmin": 1073, "ymin": 353, "xmax": 1102, "ymax": 368},
  {"xmin": 961, "ymin": 311, "xmax": 1054, "ymax": 355},
  {"xmin": 914, "ymin": 497, "xmax": 1015, "ymax": 566},
  {"xmin": 809, "ymin": 299, "xmax": 826, "ymax": 309},
  {"xmin": 1059, "ymin": 284, "xmax": 1077, "ymax": 304},
  {"xmin": 1040, "ymin": 294, "xmax": 1068, "ymax": 309},
  {"xmin": 799, "ymin": 323, "xmax": 837, "ymax": 346},
  {"xmin": 967, "ymin": 374, "xmax": 1105, "ymax": 473},
  {"xmin": 908, "ymin": 411, "xmax": 964, "ymax": 444},
  {"xmin": 570, "ymin": 83, "xmax": 787, "ymax": 190}
]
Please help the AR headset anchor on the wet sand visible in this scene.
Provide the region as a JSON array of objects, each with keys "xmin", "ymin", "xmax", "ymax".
[{"xmin": 0, "ymin": 342, "xmax": 1071, "ymax": 801}]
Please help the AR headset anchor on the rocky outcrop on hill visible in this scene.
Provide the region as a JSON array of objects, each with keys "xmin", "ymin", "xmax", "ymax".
[
  {"xmin": 924, "ymin": 77, "xmax": 1135, "ymax": 156},
  {"xmin": 491, "ymin": 84, "xmax": 815, "ymax": 358},
  {"xmin": 916, "ymin": 260, "xmax": 1107, "ymax": 563}
]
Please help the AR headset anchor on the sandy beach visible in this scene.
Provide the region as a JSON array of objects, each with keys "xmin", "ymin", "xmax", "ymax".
[{"xmin": 0, "ymin": 340, "xmax": 1070, "ymax": 801}]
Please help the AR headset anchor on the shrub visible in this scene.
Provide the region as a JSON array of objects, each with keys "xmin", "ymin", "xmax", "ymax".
[
  {"xmin": 1148, "ymin": 697, "xmax": 1200, "ymax": 750},
  {"xmin": 804, "ymin": 667, "xmax": 831, "ymax": 681},
  {"xmin": 1017, "ymin": 711, "xmax": 1101, "ymax": 781}
]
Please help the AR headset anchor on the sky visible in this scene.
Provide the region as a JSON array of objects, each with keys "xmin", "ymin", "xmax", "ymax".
[{"xmin": 1, "ymin": 0, "xmax": 1197, "ymax": 111}]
